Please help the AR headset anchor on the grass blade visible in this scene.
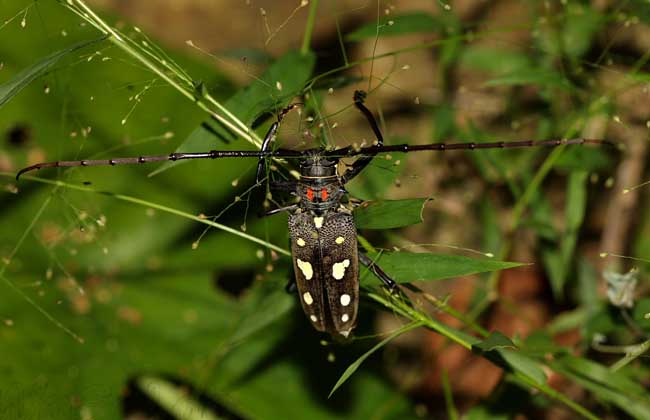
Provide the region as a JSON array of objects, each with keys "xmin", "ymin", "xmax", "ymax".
[
  {"xmin": 329, "ymin": 321, "xmax": 423, "ymax": 398},
  {"xmin": 0, "ymin": 35, "xmax": 106, "ymax": 107}
]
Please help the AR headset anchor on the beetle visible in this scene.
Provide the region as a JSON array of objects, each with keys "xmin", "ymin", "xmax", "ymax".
[{"xmin": 17, "ymin": 90, "xmax": 610, "ymax": 338}]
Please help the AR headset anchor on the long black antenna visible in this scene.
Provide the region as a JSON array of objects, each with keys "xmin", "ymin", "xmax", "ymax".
[
  {"xmin": 325, "ymin": 137, "xmax": 613, "ymax": 158},
  {"xmin": 15, "ymin": 149, "xmax": 304, "ymax": 180},
  {"xmin": 15, "ymin": 138, "xmax": 613, "ymax": 180}
]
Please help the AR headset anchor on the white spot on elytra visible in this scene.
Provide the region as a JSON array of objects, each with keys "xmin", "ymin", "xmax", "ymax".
[
  {"xmin": 313, "ymin": 217, "xmax": 324, "ymax": 229},
  {"xmin": 341, "ymin": 313, "xmax": 349, "ymax": 323},
  {"xmin": 296, "ymin": 238, "xmax": 306, "ymax": 247},
  {"xmin": 335, "ymin": 236, "xmax": 345, "ymax": 244},
  {"xmin": 339, "ymin": 329, "xmax": 351, "ymax": 338},
  {"xmin": 303, "ymin": 292, "xmax": 313, "ymax": 305},
  {"xmin": 310, "ymin": 314, "xmax": 318, "ymax": 322},
  {"xmin": 332, "ymin": 259, "xmax": 351, "ymax": 280},
  {"xmin": 340, "ymin": 294, "xmax": 351, "ymax": 306},
  {"xmin": 297, "ymin": 259, "xmax": 313, "ymax": 280}
]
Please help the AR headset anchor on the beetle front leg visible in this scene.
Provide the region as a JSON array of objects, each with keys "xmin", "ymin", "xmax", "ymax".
[
  {"xmin": 261, "ymin": 204, "xmax": 298, "ymax": 218},
  {"xmin": 340, "ymin": 90, "xmax": 385, "ymax": 184},
  {"xmin": 256, "ymin": 103, "xmax": 302, "ymax": 184},
  {"xmin": 358, "ymin": 252, "xmax": 397, "ymax": 290}
]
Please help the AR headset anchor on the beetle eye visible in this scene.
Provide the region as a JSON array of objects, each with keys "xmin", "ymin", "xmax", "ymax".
[
  {"xmin": 306, "ymin": 188, "xmax": 314, "ymax": 201},
  {"xmin": 321, "ymin": 188, "xmax": 328, "ymax": 200}
]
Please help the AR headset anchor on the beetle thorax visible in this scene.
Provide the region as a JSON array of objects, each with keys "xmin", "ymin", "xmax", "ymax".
[{"xmin": 298, "ymin": 155, "xmax": 342, "ymax": 213}]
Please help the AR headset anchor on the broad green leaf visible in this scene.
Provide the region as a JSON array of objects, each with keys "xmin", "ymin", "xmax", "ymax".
[
  {"xmin": 329, "ymin": 321, "xmax": 423, "ymax": 398},
  {"xmin": 360, "ymin": 252, "xmax": 524, "ymax": 285},
  {"xmin": 354, "ymin": 198, "xmax": 429, "ymax": 229},
  {"xmin": 225, "ymin": 50, "xmax": 315, "ymax": 125},
  {"xmin": 0, "ymin": 35, "xmax": 106, "ymax": 108},
  {"xmin": 224, "ymin": 283, "xmax": 296, "ymax": 345},
  {"xmin": 473, "ymin": 331, "xmax": 516, "ymax": 352},
  {"xmin": 151, "ymin": 50, "xmax": 315, "ymax": 175},
  {"xmin": 346, "ymin": 12, "xmax": 442, "ymax": 41}
]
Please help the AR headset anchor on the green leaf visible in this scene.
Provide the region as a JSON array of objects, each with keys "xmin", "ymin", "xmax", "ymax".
[
  {"xmin": 346, "ymin": 12, "xmax": 443, "ymax": 41},
  {"xmin": 566, "ymin": 171, "xmax": 588, "ymax": 231},
  {"xmin": 360, "ymin": 252, "xmax": 524, "ymax": 285},
  {"xmin": 225, "ymin": 283, "xmax": 296, "ymax": 345},
  {"xmin": 544, "ymin": 170, "xmax": 588, "ymax": 299},
  {"xmin": 329, "ymin": 321, "xmax": 423, "ymax": 397},
  {"xmin": 151, "ymin": 50, "xmax": 315, "ymax": 175},
  {"xmin": 562, "ymin": 5, "xmax": 604, "ymax": 60},
  {"xmin": 473, "ymin": 331, "xmax": 517, "ymax": 352},
  {"xmin": 225, "ymin": 50, "xmax": 316, "ymax": 125},
  {"xmin": 0, "ymin": 35, "xmax": 106, "ymax": 108},
  {"xmin": 472, "ymin": 333, "xmax": 546, "ymax": 385},
  {"xmin": 354, "ymin": 198, "xmax": 429, "ymax": 230},
  {"xmin": 498, "ymin": 350, "xmax": 547, "ymax": 385},
  {"xmin": 552, "ymin": 355, "xmax": 650, "ymax": 419}
]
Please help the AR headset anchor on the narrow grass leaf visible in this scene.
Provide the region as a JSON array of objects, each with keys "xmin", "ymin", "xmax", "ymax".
[
  {"xmin": 361, "ymin": 252, "xmax": 524, "ymax": 285},
  {"xmin": 473, "ymin": 331, "xmax": 517, "ymax": 352},
  {"xmin": 556, "ymin": 355, "xmax": 649, "ymax": 397},
  {"xmin": 498, "ymin": 349, "xmax": 547, "ymax": 385},
  {"xmin": 138, "ymin": 376, "xmax": 220, "ymax": 420},
  {"xmin": 0, "ymin": 36, "xmax": 106, "ymax": 107},
  {"xmin": 329, "ymin": 321, "xmax": 423, "ymax": 398},
  {"xmin": 354, "ymin": 198, "xmax": 429, "ymax": 229},
  {"xmin": 552, "ymin": 355, "xmax": 650, "ymax": 418},
  {"xmin": 226, "ymin": 286, "xmax": 295, "ymax": 345}
]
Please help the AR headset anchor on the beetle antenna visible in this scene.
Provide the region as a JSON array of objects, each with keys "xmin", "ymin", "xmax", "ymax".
[{"xmin": 326, "ymin": 138, "xmax": 615, "ymax": 159}]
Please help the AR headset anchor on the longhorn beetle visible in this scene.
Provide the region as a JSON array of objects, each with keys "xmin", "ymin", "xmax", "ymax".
[{"xmin": 17, "ymin": 90, "xmax": 611, "ymax": 338}]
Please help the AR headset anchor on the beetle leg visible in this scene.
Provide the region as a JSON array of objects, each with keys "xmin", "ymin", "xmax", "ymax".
[
  {"xmin": 341, "ymin": 90, "xmax": 385, "ymax": 184},
  {"xmin": 285, "ymin": 278, "xmax": 297, "ymax": 294},
  {"xmin": 256, "ymin": 103, "xmax": 303, "ymax": 184},
  {"xmin": 261, "ymin": 204, "xmax": 298, "ymax": 217},
  {"xmin": 358, "ymin": 252, "xmax": 397, "ymax": 290}
]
